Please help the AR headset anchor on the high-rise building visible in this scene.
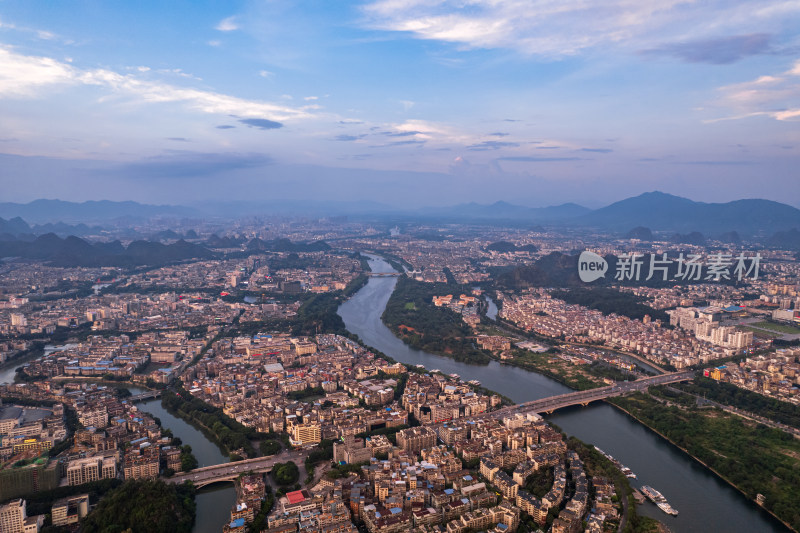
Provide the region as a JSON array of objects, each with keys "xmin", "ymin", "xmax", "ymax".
[{"xmin": 0, "ymin": 499, "xmax": 44, "ymax": 533}]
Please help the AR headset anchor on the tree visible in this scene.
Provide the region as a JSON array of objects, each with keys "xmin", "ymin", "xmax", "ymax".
[{"xmin": 271, "ymin": 461, "xmax": 299, "ymax": 486}]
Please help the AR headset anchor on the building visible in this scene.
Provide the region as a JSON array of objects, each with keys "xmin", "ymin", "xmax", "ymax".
[
  {"xmin": 123, "ymin": 447, "xmax": 160, "ymax": 479},
  {"xmin": 290, "ymin": 422, "xmax": 321, "ymax": 446},
  {"xmin": 396, "ymin": 427, "xmax": 436, "ymax": 455},
  {"xmin": 66, "ymin": 456, "xmax": 117, "ymax": 486},
  {"xmin": 0, "ymin": 499, "xmax": 43, "ymax": 533},
  {"xmin": 51, "ymin": 494, "xmax": 89, "ymax": 527}
]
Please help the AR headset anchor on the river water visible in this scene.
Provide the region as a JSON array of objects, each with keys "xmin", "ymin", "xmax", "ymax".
[
  {"xmin": 338, "ymin": 254, "xmax": 788, "ymax": 533},
  {"xmin": 2, "ymin": 258, "xmax": 788, "ymax": 532},
  {"xmin": 129, "ymin": 388, "xmax": 236, "ymax": 533}
]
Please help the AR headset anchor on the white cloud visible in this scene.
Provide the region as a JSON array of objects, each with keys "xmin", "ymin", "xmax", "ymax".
[
  {"xmin": 259, "ymin": 70, "xmax": 273, "ymax": 78},
  {"xmin": 215, "ymin": 16, "xmax": 239, "ymax": 32},
  {"xmin": 304, "ymin": 96, "xmax": 318, "ymax": 101},
  {"xmin": 0, "ymin": 47, "xmax": 75, "ymax": 96},
  {"xmin": 207, "ymin": 40, "xmax": 221, "ymax": 47},
  {"xmin": 361, "ymin": 0, "xmax": 800, "ymax": 57},
  {"xmin": 707, "ymin": 60, "xmax": 800, "ymax": 122},
  {"xmin": 0, "ymin": 46, "xmax": 312, "ymax": 122}
]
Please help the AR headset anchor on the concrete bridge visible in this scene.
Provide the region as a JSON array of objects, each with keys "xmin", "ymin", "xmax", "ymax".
[
  {"xmin": 128, "ymin": 390, "xmax": 162, "ymax": 402},
  {"xmin": 486, "ymin": 371, "xmax": 695, "ymax": 418},
  {"xmin": 366, "ymin": 272, "xmax": 403, "ymax": 277},
  {"xmin": 166, "ymin": 450, "xmax": 309, "ymax": 488}
]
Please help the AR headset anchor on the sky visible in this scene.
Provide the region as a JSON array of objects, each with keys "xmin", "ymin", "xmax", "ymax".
[{"xmin": 0, "ymin": 0, "xmax": 799, "ymax": 209}]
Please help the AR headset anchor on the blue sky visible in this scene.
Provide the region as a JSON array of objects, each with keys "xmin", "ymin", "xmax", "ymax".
[{"xmin": 0, "ymin": 0, "xmax": 798, "ymax": 208}]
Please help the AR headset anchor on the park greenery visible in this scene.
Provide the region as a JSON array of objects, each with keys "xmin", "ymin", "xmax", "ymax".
[
  {"xmin": 677, "ymin": 377, "xmax": 800, "ymax": 429},
  {"xmin": 610, "ymin": 390, "xmax": 800, "ymax": 531},
  {"xmin": 382, "ymin": 275, "xmax": 491, "ymax": 364},
  {"xmin": 81, "ymin": 480, "xmax": 195, "ymax": 533}
]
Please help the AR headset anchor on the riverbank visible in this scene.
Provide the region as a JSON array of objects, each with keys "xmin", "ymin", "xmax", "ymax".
[
  {"xmin": 609, "ymin": 393, "xmax": 798, "ymax": 532},
  {"xmin": 341, "ymin": 253, "xmax": 789, "ymax": 533},
  {"xmin": 160, "ymin": 386, "xmax": 259, "ymax": 458}
]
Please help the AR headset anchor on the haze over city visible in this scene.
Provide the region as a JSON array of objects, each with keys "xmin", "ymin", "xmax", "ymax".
[{"xmin": 1, "ymin": 0, "xmax": 799, "ymax": 207}]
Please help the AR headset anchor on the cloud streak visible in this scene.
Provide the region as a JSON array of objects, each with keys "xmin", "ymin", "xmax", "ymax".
[
  {"xmin": 0, "ymin": 47, "xmax": 311, "ymax": 123},
  {"xmin": 707, "ymin": 59, "xmax": 800, "ymax": 122},
  {"xmin": 642, "ymin": 34, "xmax": 774, "ymax": 64},
  {"xmin": 361, "ymin": 0, "xmax": 800, "ymax": 57}
]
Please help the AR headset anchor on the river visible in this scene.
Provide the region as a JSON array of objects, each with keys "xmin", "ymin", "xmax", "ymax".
[
  {"xmin": 2, "ymin": 258, "xmax": 788, "ymax": 532},
  {"xmin": 338, "ymin": 254, "xmax": 788, "ymax": 533},
  {"xmin": 128, "ymin": 388, "xmax": 236, "ymax": 533}
]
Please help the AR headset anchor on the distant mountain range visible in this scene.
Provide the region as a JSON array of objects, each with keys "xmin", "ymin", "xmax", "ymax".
[
  {"xmin": 0, "ymin": 199, "xmax": 197, "ymax": 223},
  {"xmin": 573, "ymin": 191, "xmax": 800, "ymax": 235},
  {"xmin": 0, "ymin": 233, "xmax": 213, "ymax": 267},
  {"xmin": 0, "ymin": 216, "xmax": 102, "ymax": 239},
  {"xmin": 2, "ymin": 191, "xmax": 799, "ymax": 241}
]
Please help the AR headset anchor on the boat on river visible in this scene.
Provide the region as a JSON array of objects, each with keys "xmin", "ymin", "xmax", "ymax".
[
  {"xmin": 641, "ymin": 485, "xmax": 679, "ymax": 516},
  {"xmin": 594, "ymin": 446, "xmax": 637, "ymax": 479}
]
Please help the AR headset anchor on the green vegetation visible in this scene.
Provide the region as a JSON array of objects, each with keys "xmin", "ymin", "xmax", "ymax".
[
  {"xmin": 327, "ymin": 461, "xmax": 369, "ymax": 479},
  {"xmin": 305, "ymin": 439, "xmax": 335, "ymax": 483},
  {"xmin": 271, "ymin": 461, "xmax": 300, "ymax": 486},
  {"xmin": 678, "ymin": 377, "xmax": 800, "ymax": 429},
  {"xmin": 524, "ymin": 466, "xmax": 553, "ymax": 498},
  {"xmin": 611, "ymin": 390, "xmax": 800, "ymax": 530},
  {"xmin": 81, "ymin": 479, "xmax": 195, "ymax": 533},
  {"xmin": 751, "ymin": 321, "xmax": 800, "ymax": 334},
  {"xmin": 507, "ymin": 349, "xmax": 605, "ymax": 391},
  {"xmin": 551, "ymin": 287, "xmax": 668, "ymax": 322},
  {"xmin": 293, "ymin": 292, "xmax": 348, "ymax": 336},
  {"xmin": 180, "ymin": 445, "xmax": 199, "ymax": 471},
  {"xmin": 260, "ymin": 440, "xmax": 282, "ymax": 456},
  {"xmin": 382, "ymin": 276, "xmax": 491, "ymax": 364},
  {"xmin": 161, "ymin": 386, "xmax": 258, "ymax": 457},
  {"xmin": 287, "ymin": 386, "xmax": 326, "ymax": 401},
  {"xmin": 21, "ymin": 478, "xmax": 122, "ymax": 517},
  {"xmin": 563, "ymin": 437, "xmax": 659, "ymax": 533}
]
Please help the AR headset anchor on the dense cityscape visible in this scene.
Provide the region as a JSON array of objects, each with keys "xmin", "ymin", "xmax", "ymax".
[
  {"xmin": 0, "ymin": 211, "xmax": 799, "ymax": 533},
  {"xmin": 3, "ymin": 1, "xmax": 800, "ymax": 532}
]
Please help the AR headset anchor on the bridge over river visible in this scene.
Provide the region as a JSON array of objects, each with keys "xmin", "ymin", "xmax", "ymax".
[
  {"xmin": 486, "ymin": 370, "xmax": 695, "ymax": 418},
  {"xmin": 167, "ymin": 451, "xmax": 310, "ymax": 488},
  {"xmin": 128, "ymin": 390, "xmax": 162, "ymax": 402},
  {"xmin": 164, "ymin": 372, "xmax": 693, "ymax": 488}
]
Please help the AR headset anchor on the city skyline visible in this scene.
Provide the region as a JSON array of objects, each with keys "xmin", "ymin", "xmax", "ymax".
[{"xmin": 1, "ymin": 1, "xmax": 799, "ymax": 207}]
